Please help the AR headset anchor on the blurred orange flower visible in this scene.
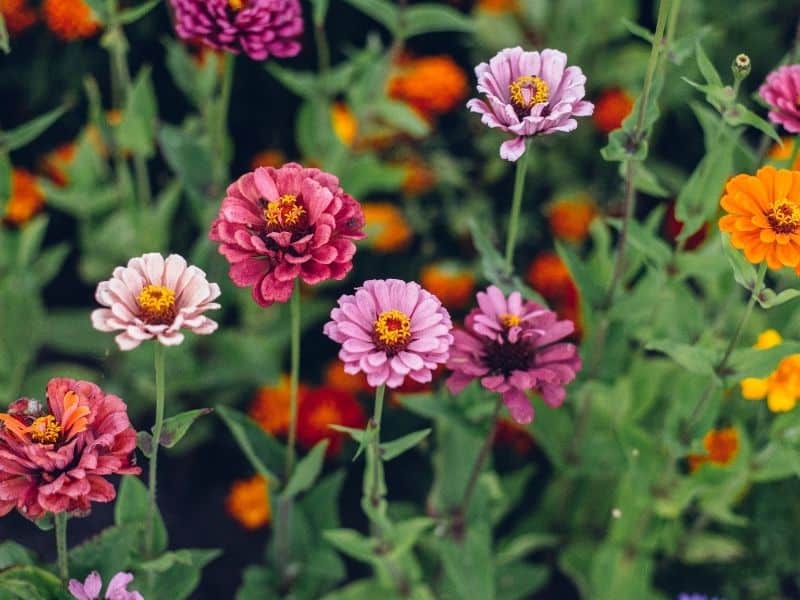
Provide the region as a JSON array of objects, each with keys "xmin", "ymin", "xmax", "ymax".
[
  {"xmin": 362, "ymin": 202, "xmax": 413, "ymax": 252},
  {"xmin": 250, "ymin": 149, "xmax": 286, "ymax": 170},
  {"xmin": 226, "ymin": 475, "xmax": 271, "ymax": 529},
  {"xmin": 42, "ymin": 0, "xmax": 100, "ymax": 40},
  {"xmin": 688, "ymin": 427, "xmax": 739, "ymax": 472},
  {"xmin": 42, "ymin": 143, "xmax": 77, "ymax": 187},
  {"xmin": 332, "ymin": 102, "xmax": 358, "ymax": 147},
  {"xmin": 420, "ymin": 262, "xmax": 476, "ymax": 310},
  {"xmin": 249, "ymin": 376, "xmax": 299, "ymax": 437},
  {"xmin": 476, "ymin": 0, "xmax": 518, "ymax": 13},
  {"xmin": 0, "ymin": 0, "xmax": 37, "ymax": 35},
  {"xmin": 592, "ymin": 88, "xmax": 634, "ymax": 134},
  {"xmin": 526, "ymin": 251, "xmax": 576, "ymax": 304},
  {"xmin": 546, "ymin": 192, "xmax": 597, "ymax": 243},
  {"xmin": 297, "ymin": 387, "xmax": 366, "ymax": 457},
  {"xmin": 324, "ymin": 360, "xmax": 369, "ymax": 395},
  {"xmin": 389, "ymin": 55, "xmax": 468, "ymax": 119},
  {"xmin": 768, "ymin": 137, "xmax": 800, "ymax": 169},
  {"xmin": 4, "ymin": 169, "xmax": 44, "ymax": 226},
  {"xmin": 398, "ymin": 156, "xmax": 436, "ymax": 197}
]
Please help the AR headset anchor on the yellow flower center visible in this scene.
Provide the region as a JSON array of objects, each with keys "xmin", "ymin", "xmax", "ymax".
[
  {"xmin": 374, "ymin": 309, "xmax": 412, "ymax": 351},
  {"xmin": 138, "ymin": 284, "xmax": 176, "ymax": 324},
  {"xmin": 500, "ymin": 313, "xmax": 521, "ymax": 328},
  {"xmin": 228, "ymin": 0, "xmax": 246, "ymax": 11},
  {"xmin": 29, "ymin": 415, "xmax": 60, "ymax": 444},
  {"xmin": 768, "ymin": 197, "xmax": 800, "ymax": 234},
  {"xmin": 264, "ymin": 194, "xmax": 306, "ymax": 230},
  {"xmin": 509, "ymin": 75, "xmax": 549, "ymax": 110}
]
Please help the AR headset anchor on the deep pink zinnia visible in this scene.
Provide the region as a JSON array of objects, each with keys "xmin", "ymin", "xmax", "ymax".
[
  {"xmin": 467, "ymin": 46, "xmax": 594, "ymax": 161},
  {"xmin": 210, "ymin": 163, "xmax": 366, "ymax": 307},
  {"xmin": 0, "ymin": 378, "xmax": 140, "ymax": 521},
  {"xmin": 446, "ymin": 286, "xmax": 581, "ymax": 424},
  {"xmin": 169, "ymin": 0, "xmax": 303, "ymax": 61},
  {"xmin": 323, "ymin": 279, "xmax": 453, "ymax": 388},
  {"xmin": 759, "ymin": 64, "xmax": 800, "ymax": 134}
]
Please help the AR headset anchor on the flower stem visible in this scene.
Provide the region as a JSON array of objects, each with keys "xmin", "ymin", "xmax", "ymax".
[
  {"xmin": 368, "ymin": 384, "xmax": 386, "ymax": 510},
  {"xmin": 146, "ymin": 342, "xmax": 166, "ymax": 556},
  {"xmin": 55, "ymin": 512, "xmax": 69, "ymax": 582},
  {"xmin": 213, "ymin": 53, "xmax": 235, "ymax": 195},
  {"xmin": 286, "ymin": 283, "xmax": 301, "ymax": 479},
  {"xmin": 504, "ymin": 146, "xmax": 530, "ymax": 270}
]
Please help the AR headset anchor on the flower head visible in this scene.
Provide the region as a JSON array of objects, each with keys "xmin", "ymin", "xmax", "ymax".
[
  {"xmin": 69, "ymin": 571, "xmax": 143, "ymax": 600},
  {"xmin": 324, "ymin": 360, "xmax": 369, "ymax": 394},
  {"xmin": 42, "ymin": 0, "xmax": 99, "ymax": 40},
  {"xmin": 210, "ymin": 164, "xmax": 365, "ymax": 307},
  {"xmin": 688, "ymin": 427, "xmax": 740, "ymax": 472},
  {"xmin": 249, "ymin": 376, "xmax": 304, "ymax": 436},
  {"xmin": 447, "ymin": 286, "xmax": 581, "ymax": 424},
  {"xmin": 226, "ymin": 475, "xmax": 271, "ymax": 529},
  {"xmin": 768, "ymin": 137, "xmax": 800, "ymax": 169},
  {"xmin": 297, "ymin": 387, "xmax": 366, "ymax": 456},
  {"xmin": 525, "ymin": 251, "xmax": 576, "ymax": 304},
  {"xmin": 0, "ymin": 378, "xmax": 140, "ymax": 520},
  {"xmin": 740, "ymin": 329, "xmax": 800, "ymax": 412},
  {"xmin": 169, "ymin": 0, "xmax": 303, "ymax": 61},
  {"xmin": 91, "ymin": 253, "xmax": 221, "ymax": 351},
  {"xmin": 546, "ymin": 192, "xmax": 597, "ymax": 243},
  {"xmin": 389, "ymin": 55, "xmax": 468, "ymax": 119},
  {"xmin": 719, "ymin": 166, "xmax": 800, "ymax": 271},
  {"xmin": 476, "ymin": 0, "xmax": 518, "ymax": 13},
  {"xmin": 362, "ymin": 202, "xmax": 412, "ymax": 253},
  {"xmin": 592, "ymin": 87, "xmax": 634, "ymax": 134},
  {"xmin": 324, "ymin": 279, "xmax": 453, "ymax": 389},
  {"xmin": 420, "ymin": 262, "xmax": 476, "ymax": 310},
  {"xmin": 467, "ymin": 47, "xmax": 593, "ymax": 161},
  {"xmin": 1, "ymin": 0, "xmax": 37, "ymax": 35},
  {"xmin": 4, "ymin": 168, "xmax": 44, "ymax": 226},
  {"xmin": 332, "ymin": 102, "xmax": 358, "ymax": 147},
  {"xmin": 758, "ymin": 64, "xmax": 800, "ymax": 133}
]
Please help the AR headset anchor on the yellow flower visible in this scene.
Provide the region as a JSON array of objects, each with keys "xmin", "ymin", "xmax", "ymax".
[
  {"xmin": 331, "ymin": 102, "xmax": 358, "ymax": 147},
  {"xmin": 740, "ymin": 329, "xmax": 800, "ymax": 412},
  {"xmin": 362, "ymin": 202, "xmax": 412, "ymax": 252},
  {"xmin": 226, "ymin": 475, "xmax": 271, "ymax": 530}
]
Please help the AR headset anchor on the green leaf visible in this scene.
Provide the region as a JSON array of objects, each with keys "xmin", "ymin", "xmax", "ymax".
[
  {"xmin": 0, "ymin": 104, "xmax": 68, "ymax": 151},
  {"xmin": 42, "ymin": 309, "xmax": 110, "ymax": 357},
  {"xmin": 380, "ymin": 428, "xmax": 431, "ymax": 461},
  {"xmin": 0, "ymin": 13, "xmax": 9, "ymax": 54},
  {"xmin": 496, "ymin": 533, "xmax": 559, "ymax": 566},
  {"xmin": 118, "ymin": 0, "xmax": 162, "ymax": 24},
  {"xmin": 728, "ymin": 341, "xmax": 800, "ymax": 380},
  {"xmin": 158, "ymin": 124, "xmax": 214, "ymax": 198},
  {"xmin": 117, "ymin": 67, "xmax": 158, "ymax": 156},
  {"xmin": 402, "ymin": 5, "xmax": 474, "ymax": 38},
  {"xmin": 265, "ymin": 64, "xmax": 319, "ymax": 98},
  {"xmin": 69, "ymin": 525, "xmax": 138, "ymax": 582},
  {"xmin": 156, "ymin": 408, "xmax": 212, "ymax": 449},
  {"xmin": 682, "ymin": 533, "xmax": 745, "ymax": 564},
  {"xmin": 342, "ymin": 0, "xmax": 398, "ymax": 32},
  {"xmin": 645, "ymin": 340, "xmax": 717, "ymax": 376},
  {"xmin": 372, "ymin": 99, "xmax": 430, "ymax": 137},
  {"xmin": 330, "ymin": 424, "xmax": 371, "ymax": 461},
  {"xmin": 164, "ymin": 39, "xmax": 218, "ymax": 107},
  {"xmin": 0, "ymin": 152, "xmax": 10, "ymax": 214},
  {"xmin": 725, "ymin": 103, "xmax": 782, "ymax": 144},
  {"xmin": 496, "ymin": 562, "xmax": 549, "ymax": 600},
  {"xmin": 607, "ymin": 217, "xmax": 672, "ymax": 268},
  {"xmin": 436, "ymin": 521, "xmax": 495, "ymax": 600},
  {"xmin": 757, "ymin": 287, "xmax": 800, "ymax": 309},
  {"xmin": 283, "ymin": 440, "xmax": 328, "ymax": 497},
  {"xmin": 216, "ymin": 405, "xmax": 285, "ymax": 482},
  {"xmin": 720, "ymin": 233, "xmax": 759, "ymax": 292},
  {"xmin": 136, "ymin": 549, "xmax": 220, "ymax": 600},
  {"xmin": 324, "ymin": 528, "xmax": 377, "ymax": 565},
  {"xmin": 0, "ymin": 566, "xmax": 64, "ymax": 600},
  {"xmin": 0, "ymin": 542, "xmax": 33, "ymax": 569},
  {"xmin": 83, "ymin": 0, "xmax": 109, "ymax": 22},
  {"xmin": 555, "ymin": 241, "xmax": 605, "ymax": 307},
  {"xmin": 114, "ymin": 476, "xmax": 169, "ymax": 554},
  {"xmin": 695, "ymin": 42, "xmax": 722, "ymax": 87}
]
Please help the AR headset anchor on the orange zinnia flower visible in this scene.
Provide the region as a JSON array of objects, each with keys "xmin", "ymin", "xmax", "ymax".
[
  {"xmin": 4, "ymin": 169, "xmax": 44, "ymax": 226},
  {"xmin": 331, "ymin": 102, "xmax": 358, "ymax": 147},
  {"xmin": 592, "ymin": 88, "xmax": 634, "ymax": 134},
  {"xmin": 41, "ymin": 143, "xmax": 77, "ymax": 187},
  {"xmin": 226, "ymin": 475, "xmax": 271, "ymax": 529},
  {"xmin": 362, "ymin": 202, "xmax": 413, "ymax": 252},
  {"xmin": 250, "ymin": 149, "xmax": 286, "ymax": 170},
  {"xmin": 388, "ymin": 55, "xmax": 468, "ymax": 119},
  {"xmin": 1, "ymin": 0, "xmax": 37, "ymax": 35},
  {"xmin": 526, "ymin": 251, "xmax": 577, "ymax": 304},
  {"xmin": 768, "ymin": 137, "xmax": 800, "ymax": 169},
  {"xmin": 296, "ymin": 387, "xmax": 366, "ymax": 457},
  {"xmin": 42, "ymin": 0, "xmax": 99, "ymax": 40},
  {"xmin": 546, "ymin": 192, "xmax": 598, "ymax": 243},
  {"xmin": 397, "ymin": 155, "xmax": 436, "ymax": 197},
  {"xmin": 420, "ymin": 262, "xmax": 476, "ymax": 310},
  {"xmin": 324, "ymin": 360, "xmax": 369, "ymax": 395},
  {"xmin": 719, "ymin": 166, "xmax": 800, "ymax": 271},
  {"xmin": 476, "ymin": 0, "xmax": 519, "ymax": 13},
  {"xmin": 248, "ymin": 376, "xmax": 299, "ymax": 437},
  {"xmin": 688, "ymin": 427, "xmax": 739, "ymax": 472}
]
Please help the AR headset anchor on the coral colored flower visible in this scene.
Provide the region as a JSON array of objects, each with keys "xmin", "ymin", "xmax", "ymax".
[
  {"xmin": 420, "ymin": 263, "xmax": 476, "ymax": 310},
  {"xmin": 0, "ymin": 0, "xmax": 37, "ymax": 35},
  {"xmin": 250, "ymin": 148, "xmax": 286, "ymax": 170},
  {"xmin": 91, "ymin": 253, "xmax": 221, "ymax": 351},
  {"xmin": 169, "ymin": 0, "xmax": 303, "ymax": 61},
  {"xmin": 688, "ymin": 427, "xmax": 740, "ymax": 472},
  {"xmin": 525, "ymin": 251, "xmax": 576, "ymax": 304},
  {"xmin": 4, "ymin": 169, "xmax": 44, "ymax": 226},
  {"xmin": 398, "ymin": 155, "xmax": 436, "ymax": 197},
  {"xmin": 546, "ymin": 192, "xmax": 597, "ymax": 243},
  {"xmin": 297, "ymin": 386, "xmax": 366, "ymax": 456},
  {"xmin": 324, "ymin": 279, "xmax": 454, "ymax": 389},
  {"xmin": 663, "ymin": 201, "xmax": 708, "ymax": 250},
  {"xmin": 332, "ymin": 102, "xmax": 358, "ymax": 147},
  {"xmin": 447, "ymin": 286, "xmax": 581, "ymax": 424},
  {"xmin": 759, "ymin": 64, "xmax": 800, "ymax": 133},
  {"xmin": 389, "ymin": 55, "xmax": 468, "ymax": 118},
  {"xmin": 226, "ymin": 475, "xmax": 271, "ymax": 530},
  {"xmin": 209, "ymin": 164, "xmax": 365, "ymax": 307},
  {"xmin": 362, "ymin": 202, "xmax": 412, "ymax": 252},
  {"xmin": 324, "ymin": 360, "xmax": 369, "ymax": 395},
  {"xmin": 592, "ymin": 87, "xmax": 634, "ymax": 134},
  {"xmin": 740, "ymin": 330, "xmax": 800, "ymax": 412},
  {"xmin": 719, "ymin": 166, "xmax": 800, "ymax": 270},
  {"xmin": 42, "ymin": 0, "xmax": 99, "ymax": 40},
  {"xmin": 0, "ymin": 378, "xmax": 140, "ymax": 520},
  {"xmin": 493, "ymin": 418, "xmax": 534, "ymax": 455},
  {"xmin": 467, "ymin": 47, "xmax": 594, "ymax": 161},
  {"xmin": 41, "ymin": 143, "xmax": 77, "ymax": 187},
  {"xmin": 69, "ymin": 571, "xmax": 143, "ymax": 600},
  {"xmin": 476, "ymin": 0, "xmax": 518, "ymax": 13},
  {"xmin": 248, "ymin": 376, "xmax": 303, "ymax": 436}
]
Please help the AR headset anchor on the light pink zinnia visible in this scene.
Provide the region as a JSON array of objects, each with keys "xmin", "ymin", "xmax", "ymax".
[
  {"xmin": 759, "ymin": 64, "xmax": 800, "ymax": 134},
  {"xmin": 169, "ymin": 0, "xmax": 304, "ymax": 61},
  {"xmin": 209, "ymin": 163, "xmax": 366, "ymax": 307},
  {"xmin": 467, "ymin": 46, "xmax": 594, "ymax": 161},
  {"xmin": 69, "ymin": 571, "xmax": 143, "ymax": 600},
  {"xmin": 0, "ymin": 378, "xmax": 140, "ymax": 521},
  {"xmin": 446, "ymin": 286, "xmax": 581, "ymax": 424},
  {"xmin": 91, "ymin": 253, "xmax": 221, "ymax": 351},
  {"xmin": 323, "ymin": 279, "xmax": 453, "ymax": 388}
]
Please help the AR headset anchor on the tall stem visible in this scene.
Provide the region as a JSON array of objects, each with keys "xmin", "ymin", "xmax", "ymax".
[
  {"xmin": 55, "ymin": 512, "xmax": 69, "ymax": 582},
  {"xmin": 504, "ymin": 147, "xmax": 530, "ymax": 270},
  {"xmin": 213, "ymin": 53, "xmax": 235, "ymax": 195},
  {"xmin": 368, "ymin": 384, "xmax": 386, "ymax": 509},
  {"xmin": 455, "ymin": 398, "xmax": 502, "ymax": 520},
  {"xmin": 285, "ymin": 283, "xmax": 301, "ymax": 478},
  {"xmin": 146, "ymin": 343, "xmax": 166, "ymax": 556}
]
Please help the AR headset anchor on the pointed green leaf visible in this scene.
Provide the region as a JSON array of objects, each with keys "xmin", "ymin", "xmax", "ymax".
[
  {"xmin": 757, "ymin": 287, "xmax": 800, "ymax": 309},
  {"xmin": 118, "ymin": 0, "xmax": 162, "ymax": 24},
  {"xmin": 114, "ymin": 476, "xmax": 168, "ymax": 554},
  {"xmin": 155, "ymin": 408, "xmax": 212, "ymax": 449},
  {"xmin": 0, "ymin": 104, "xmax": 67, "ymax": 151},
  {"xmin": 380, "ymin": 428, "xmax": 431, "ymax": 461},
  {"xmin": 645, "ymin": 340, "xmax": 717, "ymax": 376},
  {"xmin": 117, "ymin": 67, "xmax": 158, "ymax": 156},
  {"xmin": 330, "ymin": 423, "xmax": 372, "ymax": 461},
  {"xmin": 720, "ymin": 234, "xmax": 759, "ymax": 292},
  {"xmin": 402, "ymin": 5, "xmax": 474, "ymax": 38},
  {"xmin": 324, "ymin": 528, "xmax": 377, "ymax": 565},
  {"xmin": 283, "ymin": 440, "xmax": 328, "ymax": 497},
  {"xmin": 725, "ymin": 104, "xmax": 782, "ymax": 144},
  {"xmin": 695, "ymin": 42, "xmax": 722, "ymax": 87},
  {"xmin": 216, "ymin": 405, "xmax": 284, "ymax": 482},
  {"xmin": 342, "ymin": 0, "xmax": 398, "ymax": 32}
]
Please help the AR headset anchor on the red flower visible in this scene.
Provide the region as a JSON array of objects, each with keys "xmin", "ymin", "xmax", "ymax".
[{"xmin": 296, "ymin": 387, "xmax": 366, "ymax": 457}]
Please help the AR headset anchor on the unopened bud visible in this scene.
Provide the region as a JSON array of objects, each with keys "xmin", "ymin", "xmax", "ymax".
[{"xmin": 732, "ymin": 53, "xmax": 751, "ymax": 80}]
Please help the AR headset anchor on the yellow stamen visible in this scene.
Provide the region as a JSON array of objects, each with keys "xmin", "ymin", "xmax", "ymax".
[
  {"xmin": 768, "ymin": 197, "xmax": 800, "ymax": 234},
  {"xmin": 137, "ymin": 284, "xmax": 176, "ymax": 322},
  {"xmin": 500, "ymin": 313, "xmax": 521, "ymax": 328},
  {"xmin": 28, "ymin": 415, "xmax": 60, "ymax": 444},
  {"xmin": 374, "ymin": 309, "xmax": 412, "ymax": 349},
  {"xmin": 509, "ymin": 75, "xmax": 549, "ymax": 110},
  {"xmin": 264, "ymin": 194, "xmax": 306, "ymax": 229}
]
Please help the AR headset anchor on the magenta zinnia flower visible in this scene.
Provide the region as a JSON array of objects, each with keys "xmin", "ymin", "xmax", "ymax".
[
  {"xmin": 169, "ymin": 0, "xmax": 303, "ymax": 61},
  {"xmin": 467, "ymin": 46, "xmax": 594, "ymax": 161},
  {"xmin": 323, "ymin": 279, "xmax": 453, "ymax": 388},
  {"xmin": 210, "ymin": 164, "xmax": 365, "ymax": 307},
  {"xmin": 0, "ymin": 378, "xmax": 140, "ymax": 521},
  {"xmin": 91, "ymin": 253, "xmax": 221, "ymax": 351},
  {"xmin": 759, "ymin": 64, "xmax": 800, "ymax": 133},
  {"xmin": 446, "ymin": 286, "xmax": 581, "ymax": 424},
  {"xmin": 69, "ymin": 571, "xmax": 143, "ymax": 600}
]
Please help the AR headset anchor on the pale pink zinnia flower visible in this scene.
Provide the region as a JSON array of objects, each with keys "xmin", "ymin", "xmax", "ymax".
[
  {"xmin": 209, "ymin": 163, "xmax": 365, "ymax": 307},
  {"xmin": 69, "ymin": 571, "xmax": 143, "ymax": 600},
  {"xmin": 0, "ymin": 378, "xmax": 140, "ymax": 520},
  {"xmin": 446, "ymin": 286, "xmax": 581, "ymax": 424},
  {"xmin": 323, "ymin": 279, "xmax": 453, "ymax": 388},
  {"xmin": 467, "ymin": 46, "xmax": 594, "ymax": 161},
  {"xmin": 91, "ymin": 253, "xmax": 221, "ymax": 351},
  {"xmin": 759, "ymin": 64, "xmax": 800, "ymax": 133}
]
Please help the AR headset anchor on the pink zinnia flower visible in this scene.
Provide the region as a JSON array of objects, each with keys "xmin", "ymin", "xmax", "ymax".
[
  {"xmin": 0, "ymin": 378, "xmax": 140, "ymax": 520},
  {"xmin": 467, "ymin": 46, "xmax": 594, "ymax": 161},
  {"xmin": 91, "ymin": 253, "xmax": 221, "ymax": 351},
  {"xmin": 759, "ymin": 64, "xmax": 800, "ymax": 133},
  {"xmin": 446, "ymin": 286, "xmax": 581, "ymax": 424},
  {"xmin": 69, "ymin": 571, "xmax": 143, "ymax": 600},
  {"xmin": 323, "ymin": 279, "xmax": 453, "ymax": 388},
  {"xmin": 169, "ymin": 0, "xmax": 303, "ymax": 61},
  {"xmin": 209, "ymin": 164, "xmax": 366, "ymax": 307}
]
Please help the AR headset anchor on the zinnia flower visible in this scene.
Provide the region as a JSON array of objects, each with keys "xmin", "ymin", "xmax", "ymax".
[
  {"xmin": 169, "ymin": 0, "xmax": 304, "ymax": 61},
  {"xmin": 768, "ymin": 137, "xmax": 800, "ymax": 169},
  {"xmin": 331, "ymin": 102, "xmax": 358, "ymax": 147},
  {"xmin": 447, "ymin": 286, "xmax": 581, "ymax": 424},
  {"xmin": 467, "ymin": 46, "xmax": 594, "ymax": 161},
  {"xmin": 250, "ymin": 148, "xmax": 287, "ymax": 170},
  {"xmin": 249, "ymin": 376, "xmax": 300, "ymax": 436},
  {"xmin": 397, "ymin": 155, "xmax": 436, "ymax": 197},
  {"xmin": 226, "ymin": 475, "xmax": 271, "ymax": 529},
  {"xmin": 759, "ymin": 64, "xmax": 800, "ymax": 133},
  {"xmin": 297, "ymin": 387, "xmax": 366, "ymax": 457},
  {"xmin": 718, "ymin": 166, "xmax": 800, "ymax": 271},
  {"xmin": 209, "ymin": 164, "xmax": 365, "ymax": 307},
  {"xmin": 91, "ymin": 253, "xmax": 221, "ymax": 351},
  {"xmin": 389, "ymin": 55, "xmax": 468, "ymax": 119},
  {"xmin": 592, "ymin": 87, "xmax": 634, "ymax": 134},
  {"xmin": 4, "ymin": 168, "xmax": 44, "ymax": 226},
  {"xmin": 362, "ymin": 202, "xmax": 412, "ymax": 253},
  {"xmin": 687, "ymin": 427, "xmax": 740, "ymax": 472},
  {"xmin": 476, "ymin": 0, "xmax": 518, "ymax": 13},
  {"xmin": 69, "ymin": 571, "xmax": 143, "ymax": 600},
  {"xmin": 42, "ymin": 0, "xmax": 99, "ymax": 40},
  {"xmin": 740, "ymin": 329, "xmax": 800, "ymax": 412},
  {"xmin": 0, "ymin": 0, "xmax": 37, "ymax": 35},
  {"xmin": 678, "ymin": 595, "xmax": 721, "ymax": 600},
  {"xmin": 324, "ymin": 279, "xmax": 454, "ymax": 389},
  {"xmin": 545, "ymin": 192, "xmax": 598, "ymax": 243},
  {"xmin": 0, "ymin": 378, "xmax": 140, "ymax": 520},
  {"xmin": 324, "ymin": 360, "xmax": 369, "ymax": 394},
  {"xmin": 525, "ymin": 251, "xmax": 576, "ymax": 304},
  {"xmin": 420, "ymin": 262, "xmax": 476, "ymax": 310}
]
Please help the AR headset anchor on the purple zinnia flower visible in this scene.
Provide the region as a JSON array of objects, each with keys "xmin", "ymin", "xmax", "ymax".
[
  {"xmin": 678, "ymin": 595, "xmax": 722, "ymax": 600},
  {"xmin": 169, "ymin": 0, "xmax": 304, "ymax": 61},
  {"xmin": 323, "ymin": 279, "xmax": 454, "ymax": 388},
  {"xmin": 759, "ymin": 64, "xmax": 800, "ymax": 133},
  {"xmin": 68, "ymin": 571, "xmax": 143, "ymax": 600},
  {"xmin": 467, "ymin": 46, "xmax": 594, "ymax": 161},
  {"xmin": 446, "ymin": 286, "xmax": 581, "ymax": 424}
]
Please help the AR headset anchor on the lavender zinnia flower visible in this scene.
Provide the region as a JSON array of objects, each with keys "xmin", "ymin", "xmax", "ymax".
[
  {"xmin": 759, "ymin": 64, "xmax": 800, "ymax": 133},
  {"xmin": 169, "ymin": 0, "xmax": 304, "ymax": 61},
  {"xmin": 446, "ymin": 286, "xmax": 581, "ymax": 424},
  {"xmin": 69, "ymin": 571, "xmax": 143, "ymax": 600},
  {"xmin": 467, "ymin": 46, "xmax": 594, "ymax": 161}
]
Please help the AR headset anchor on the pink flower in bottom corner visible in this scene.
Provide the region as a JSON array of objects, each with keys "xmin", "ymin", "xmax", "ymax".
[
  {"xmin": 323, "ymin": 279, "xmax": 454, "ymax": 388},
  {"xmin": 91, "ymin": 253, "xmax": 221, "ymax": 350},
  {"xmin": 759, "ymin": 64, "xmax": 800, "ymax": 133},
  {"xmin": 0, "ymin": 378, "xmax": 140, "ymax": 521},
  {"xmin": 446, "ymin": 286, "xmax": 581, "ymax": 424},
  {"xmin": 69, "ymin": 571, "xmax": 143, "ymax": 600}
]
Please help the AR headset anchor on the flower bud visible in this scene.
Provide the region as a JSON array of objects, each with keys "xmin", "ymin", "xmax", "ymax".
[{"xmin": 732, "ymin": 53, "xmax": 751, "ymax": 81}]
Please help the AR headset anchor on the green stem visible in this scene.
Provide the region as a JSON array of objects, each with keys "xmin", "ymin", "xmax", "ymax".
[
  {"xmin": 314, "ymin": 22, "xmax": 331, "ymax": 92},
  {"xmin": 55, "ymin": 513, "xmax": 69, "ymax": 582},
  {"xmin": 368, "ymin": 384, "xmax": 386, "ymax": 509},
  {"xmin": 146, "ymin": 343, "xmax": 166, "ymax": 556},
  {"xmin": 285, "ymin": 283, "xmax": 301, "ymax": 479},
  {"xmin": 214, "ymin": 53, "xmax": 235, "ymax": 194},
  {"xmin": 504, "ymin": 146, "xmax": 530, "ymax": 270},
  {"xmin": 455, "ymin": 397, "xmax": 502, "ymax": 519}
]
